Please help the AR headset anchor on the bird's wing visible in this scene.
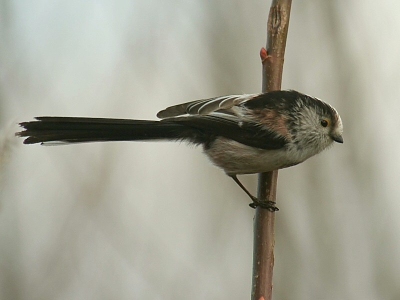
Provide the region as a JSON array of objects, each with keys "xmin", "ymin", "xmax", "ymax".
[
  {"xmin": 165, "ymin": 113, "xmax": 288, "ymax": 150},
  {"xmin": 157, "ymin": 94, "xmax": 260, "ymax": 119}
]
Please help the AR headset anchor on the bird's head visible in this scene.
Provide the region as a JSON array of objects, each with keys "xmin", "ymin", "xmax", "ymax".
[{"xmin": 291, "ymin": 94, "xmax": 343, "ymax": 155}]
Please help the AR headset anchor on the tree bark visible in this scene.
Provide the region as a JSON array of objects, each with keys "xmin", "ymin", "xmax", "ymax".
[{"xmin": 252, "ymin": 1, "xmax": 292, "ymax": 300}]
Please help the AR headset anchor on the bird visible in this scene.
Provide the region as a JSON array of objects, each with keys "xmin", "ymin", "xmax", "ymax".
[{"xmin": 17, "ymin": 90, "xmax": 343, "ymax": 211}]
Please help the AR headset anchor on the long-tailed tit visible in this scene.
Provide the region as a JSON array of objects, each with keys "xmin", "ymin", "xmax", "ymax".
[{"xmin": 17, "ymin": 90, "xmax": 343, "ymax": 210}]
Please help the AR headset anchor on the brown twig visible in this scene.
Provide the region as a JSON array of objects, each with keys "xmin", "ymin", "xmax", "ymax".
[{"xmin": 251, "ymin": 1, "xmax": 292, "ymax": 300}]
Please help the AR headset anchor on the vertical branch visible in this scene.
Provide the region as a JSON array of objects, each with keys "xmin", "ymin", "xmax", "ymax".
[{"xmin": 252, "ymin": 1, "xmax": 292, "ymax": 300}]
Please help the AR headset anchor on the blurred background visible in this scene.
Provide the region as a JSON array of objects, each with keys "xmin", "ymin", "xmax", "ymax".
[{"xmin": 1, "ymin": 1, "xmax": 400, "ymax": 299}]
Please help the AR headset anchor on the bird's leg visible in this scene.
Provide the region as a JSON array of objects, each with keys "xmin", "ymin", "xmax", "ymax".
[
  {"xmin": 230, "ymin": 175, "xmax": 279, "ymax": 212},
  {"xmin": 230, "ymin": 175, "xmax": 257, "ymax": 201}
]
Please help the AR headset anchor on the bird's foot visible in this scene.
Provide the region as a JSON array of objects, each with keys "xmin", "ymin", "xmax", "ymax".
[{"xmin": 249, "ymin": 198, "xmax": 279, "ymax": 212}]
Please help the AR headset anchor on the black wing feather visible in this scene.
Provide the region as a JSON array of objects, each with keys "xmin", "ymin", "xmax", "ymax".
[{"xmin": 168, "ymin": 114, "xmax": 288, "ymax": 150}]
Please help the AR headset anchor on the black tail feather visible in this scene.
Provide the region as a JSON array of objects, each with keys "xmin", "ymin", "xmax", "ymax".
[{"xmin": 17, "ymin": 117, "xmax": 207, "ymax": 145}]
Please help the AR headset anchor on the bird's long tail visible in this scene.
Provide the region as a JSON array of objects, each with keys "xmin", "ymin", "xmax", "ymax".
[{"xmin": 17, "ymin": 117, "xmax": 205, "ymax": 145}]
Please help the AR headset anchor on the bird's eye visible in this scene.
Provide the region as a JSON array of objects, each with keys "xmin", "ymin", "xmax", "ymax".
[{"xmin": 320, "ymin": 119, "xmax": 329, "ymax": 127}]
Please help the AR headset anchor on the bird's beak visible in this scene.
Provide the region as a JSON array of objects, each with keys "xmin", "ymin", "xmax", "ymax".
[{"xmin": 331, "ymin": 133, "xmax": 343, "ymax": 143}]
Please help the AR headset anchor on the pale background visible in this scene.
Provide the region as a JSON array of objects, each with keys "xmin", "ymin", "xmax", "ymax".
[{"xmin": 1, "ymin": 1, "xmax": 400, "ymax": 299}]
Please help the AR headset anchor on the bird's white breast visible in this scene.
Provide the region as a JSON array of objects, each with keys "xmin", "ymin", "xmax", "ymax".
[
  {"xmin": 204, "ymin": 138, "xmax": 292, "ymax": 175},
  {"xmin": 204, "ymin": 136, "xmax": 330, "ymax": 175}
]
